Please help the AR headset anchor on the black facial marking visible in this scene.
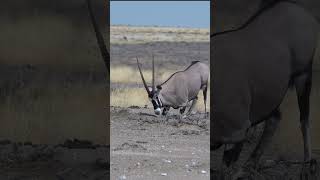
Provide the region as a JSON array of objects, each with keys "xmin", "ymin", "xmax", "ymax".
[{"xmin": 151, "ymin": 99, "xmax": 158, "ymax": 110}]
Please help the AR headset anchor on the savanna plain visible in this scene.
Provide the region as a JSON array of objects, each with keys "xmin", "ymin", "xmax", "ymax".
[{"xmin": 110, "ymin": 25, "xmax": 210, "ymax": 180}]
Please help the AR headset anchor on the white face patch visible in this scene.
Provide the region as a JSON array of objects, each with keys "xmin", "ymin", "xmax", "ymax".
[
  {"xmin": 154, "ymin": 108, "xmax": 161, "ymax": 115},
  {"xmin": 148, "ymin": 87, "xmax": 153, "ymax": 93}
]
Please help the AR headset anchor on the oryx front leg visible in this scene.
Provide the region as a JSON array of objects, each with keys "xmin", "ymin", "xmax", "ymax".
[
  {"xmin": 180, "ymin": 106, "xmax": 187, "ymax": 114},
  {"xmin": 162, "ymin": 106, "xmax": 170, "ymax": 116}
]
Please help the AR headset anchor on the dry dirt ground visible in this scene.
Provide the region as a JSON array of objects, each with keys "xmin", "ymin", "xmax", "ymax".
[
  {"xmin": 0, "ymin": 140, "xmax": 109, "ymax": 180},
  {"xmin": 110, "ymin": 106, "xmax": 210, "ymax": 180}
]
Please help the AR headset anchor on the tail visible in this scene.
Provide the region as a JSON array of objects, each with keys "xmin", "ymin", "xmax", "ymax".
[
  {"xmin": 86, "ymin": 0, "xmax": 110, "ymax": 73},
  {"xmin": 203, "ymin": 85, "xmax": 208, "ymax": 114}
]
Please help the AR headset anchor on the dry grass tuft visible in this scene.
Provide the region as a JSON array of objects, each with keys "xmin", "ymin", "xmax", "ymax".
[{"xmin": 111, "ymin": 88, "xmax": 149, "ymax": 107}]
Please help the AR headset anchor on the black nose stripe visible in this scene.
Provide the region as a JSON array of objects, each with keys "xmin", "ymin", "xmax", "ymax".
[{"xmin": 152, "ymin": 100, "xmax": 158, "ymax": 109}]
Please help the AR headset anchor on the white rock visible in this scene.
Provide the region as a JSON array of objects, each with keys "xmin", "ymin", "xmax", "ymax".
[
  {"xmin": 161, "ymin": 173, "xmax": 167, "ymax": 176},
  {"xmin": 119, "ymin": 175, "xmax": 127, "ymax": 180}
]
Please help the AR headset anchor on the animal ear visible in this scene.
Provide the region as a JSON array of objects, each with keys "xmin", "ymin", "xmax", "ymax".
[{"xmin": 156, "ymin": 85, "xmax": 162, "ymax": 90}]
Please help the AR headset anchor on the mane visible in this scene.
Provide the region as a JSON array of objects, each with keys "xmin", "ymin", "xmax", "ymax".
[
  {"xmin": 159, "ymin": 61, "xmax": 200, "ymax": 86},
  {"xmin": 211, "ymin": 0, "xmax": 299, "ymax": 38}
]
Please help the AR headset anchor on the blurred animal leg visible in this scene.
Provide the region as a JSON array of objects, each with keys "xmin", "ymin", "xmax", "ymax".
[
  {"xmin": 295, "ymin": 70, "xmax": 314, "ymax": 179},
  {"xmin": 223, "ymin": 143, "xmax": 244, "ymax": 167},
  {"xmin": 295, "ymin": 71, "xmax": 312, "ymax": 162},
  {"xmin": 221, "ymin": 143, "xmax": 244, "ymax": 180},
  {"xmin": 246, "ymin": 109, "xmax": 280, "ymax": 168}
]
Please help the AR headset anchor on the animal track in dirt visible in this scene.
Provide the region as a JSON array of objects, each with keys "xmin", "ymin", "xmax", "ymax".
[
  {"xmin": 171, "ymin": 125, "xmax": 205, "ymax": 135},
  {"xmin": 113, "ymin": 142, "xmax": 147, "ymax": 152}
]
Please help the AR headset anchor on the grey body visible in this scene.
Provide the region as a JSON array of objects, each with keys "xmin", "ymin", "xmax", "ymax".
[
  {"xmin": 137, "ymin": 59, "xmax": 209, "ymax": 116},
  {"xmin": 159, "ymin": 62, "xmax": 209, "ymax": 110},
  {"xmin": 212, "ymin": 0, "xmax": 319, "ymax": 177}
]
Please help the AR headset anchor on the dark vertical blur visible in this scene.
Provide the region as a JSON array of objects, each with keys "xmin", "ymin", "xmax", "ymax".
[
  {"xmin": 0, "ymin": 0, "xmax": 110, "ymax": 145},
  {"xmin": 210, "ymin": 1, "xmax": 320, "ymax": 178}
]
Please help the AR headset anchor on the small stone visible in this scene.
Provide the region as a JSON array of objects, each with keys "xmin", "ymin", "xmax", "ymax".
[
  {"xmin": 161, "ymin": 173, "xmax": 167, "ymax": 176},
  {"xmin": 163, "ymin": 159, "xmax": 171, "ymax": 163},
  {"xmin": 201, "ymin": 170, "xmax": 207, "ymax": 174},
  {"xmin": 119, "ymin": 175, "xmax": 127, "ymax": 180}
]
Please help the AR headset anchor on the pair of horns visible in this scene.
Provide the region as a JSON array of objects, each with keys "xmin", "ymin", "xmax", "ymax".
[{"xmin": 136, "ymin": 55, "xmax": 155, "ymax": 96}]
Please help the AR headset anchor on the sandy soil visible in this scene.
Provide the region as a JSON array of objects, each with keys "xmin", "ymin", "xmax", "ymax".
[{"xmin": 110, "ymin": 106, "xmax": 210, "ymax": 180}]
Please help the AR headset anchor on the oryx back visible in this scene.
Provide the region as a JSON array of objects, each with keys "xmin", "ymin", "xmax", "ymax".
[{"xmin": 160, "ymin": 61, "xmax": 209, "ymax": 108}]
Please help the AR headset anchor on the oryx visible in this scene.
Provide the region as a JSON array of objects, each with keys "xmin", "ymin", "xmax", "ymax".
[
  {"xmin": 212, "ymin": 0, "xmax": 319, "ymax": 178},
  {"xmin": 137, "ymin": 56, "xmax": 209, "ymax": 116}
]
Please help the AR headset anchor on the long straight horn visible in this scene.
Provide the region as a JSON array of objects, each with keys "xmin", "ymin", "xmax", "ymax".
[
  {"xmin": 152, "ymin": 55, "xmax": 155, "ymax": 92},
  {"xmin": 136, "ymin": 57, "xmax": 151, "ymax": 95}
]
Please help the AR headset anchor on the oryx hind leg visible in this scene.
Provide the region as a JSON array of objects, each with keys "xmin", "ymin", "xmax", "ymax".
[
  {"xmin": 186, "ymin": 97, "xmax": 198, "ymax": 116},
  {"xmin": 294, "ymin": 69, "xmax": 317, "ymax": 179}
]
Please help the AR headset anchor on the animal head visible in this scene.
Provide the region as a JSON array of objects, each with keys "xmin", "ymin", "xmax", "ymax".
[{"xmin": 136, "ymin": 56, "xmax": 163, "ymax": 115}]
